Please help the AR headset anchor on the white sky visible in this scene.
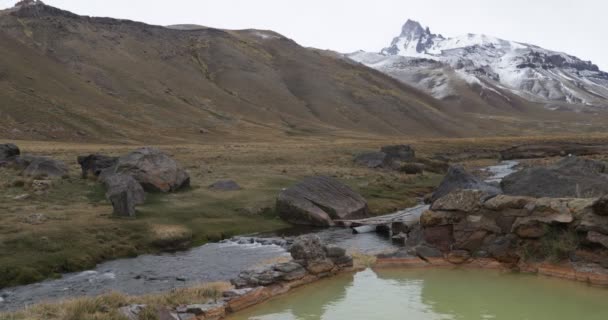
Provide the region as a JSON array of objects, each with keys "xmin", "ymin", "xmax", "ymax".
[{"xmin": 1, "ymin": 0, "xmax": 607, "ymax": 71}]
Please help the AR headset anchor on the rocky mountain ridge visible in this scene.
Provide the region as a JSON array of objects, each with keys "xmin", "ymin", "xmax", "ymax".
[{"xmin": 349, "ymin": 20, "xmax": 608, "ymax": 112}]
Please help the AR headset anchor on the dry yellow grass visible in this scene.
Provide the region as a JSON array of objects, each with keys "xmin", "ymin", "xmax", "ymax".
[{"xmin": 0, "ymin": 282, "xmax": 232, "ymax": 320}]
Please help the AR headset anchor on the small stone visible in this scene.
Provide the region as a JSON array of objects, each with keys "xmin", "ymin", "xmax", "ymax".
[{"xmin": 208, "ymin": 180, "xmax": 242, "ymax": 191}]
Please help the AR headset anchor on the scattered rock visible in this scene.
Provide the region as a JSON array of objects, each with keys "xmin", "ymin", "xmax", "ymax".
[
  {"xmin": 77, "ymin": 154, "xmax": 118, "ymax": 179},
  {"xmin": 431, "ymin": 165, "xmax": 501, "ymax": 203},
  {"xmin": 108, "ymin": 147, "xmax": 190, "ymax": 193},
  {"xmin": 208, "ymin": 180, "xmax": 241, "ymax": 191},
  {"xmin": 276, "ymin": 176, "xmax": 369, "ymax": 226},
  {"xmin": 501, "ymin": 156, "xmax": 608, "ymax": 198},
  {"xmin": 104, "ymin": 174, "xmax": 146, "ymax": 217}
]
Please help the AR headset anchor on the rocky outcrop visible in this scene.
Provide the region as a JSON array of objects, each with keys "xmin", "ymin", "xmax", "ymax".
[
  {"xmin": 208, "ymin": 180, "xmax": 241, "ymax": 191},
  {"xmin": 104, "ymin": 174, "xmax": 146, "ymax": 217},
  {"xmin": 430, "ymin": 165, "xmax": 501, "ymax": 203},
  {"xmin": 501, "ymin": 156, "xmax": 608, "ymax": 198},
  {"xmin": 105, "ymin": 147, "xmax": 190, "ymax": 193},
  {"xmin": 77, "ymin": 154, "xmax": 117, "ymax": 179},
  {"xmin": 276, "ymin": 176, "xmax": 369, "ymax": 226},
  {"xmin": 500, "ymin": 143, "xmax": 608, "ymax": 160}
]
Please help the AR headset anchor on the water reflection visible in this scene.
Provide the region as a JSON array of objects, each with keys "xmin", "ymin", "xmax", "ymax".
[{"xmin": 231, "ymin": 269, "xmax": 608, "ymax": 320}]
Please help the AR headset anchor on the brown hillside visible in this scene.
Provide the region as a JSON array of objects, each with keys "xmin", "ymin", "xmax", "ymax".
[{"xmin": 0, "ymin": 3, "xmax": 605, "ymax": 142}]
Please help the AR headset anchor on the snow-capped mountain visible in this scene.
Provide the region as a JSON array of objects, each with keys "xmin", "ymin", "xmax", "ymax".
[{"xmin": 348, "ymin": 20, "xmax": 608, "ymax": 111}]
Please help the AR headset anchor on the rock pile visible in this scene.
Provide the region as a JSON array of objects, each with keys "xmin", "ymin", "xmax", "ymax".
[
  {"xmin": 231, "ymin": 235, "xmax": 353, "ymax": 289},
  {"xmin": 1, "ymin": 143, "xmax": 68, "ymax": 179},
  {"xmin": 82, "ymin": 147, "xmax": 190, "ymax": 217},
  {"xmin": 413, "ymin": 189, "xmax": 608, "ymax": 267}
]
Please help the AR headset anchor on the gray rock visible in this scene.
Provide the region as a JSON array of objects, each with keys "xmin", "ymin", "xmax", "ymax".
[
  {"xmin": 0, "ymin": 143, "xmax": 19, "ymax": 161},
  {"xmin": 208, "ymin": 180, "xmax": 241, "ymax": 191},
  {"xmin": 21, "ymin": 157, "xmax": 69, "ymax": 179},
  {"xmin": 77, "ymin": 154, "xmax": 118, "ymax": 179},
  {"xmin": 107, "ymin": 147, "xmax": 190, "ymax": 193},
  {"xmin": 431, "ymin": 165, "xmax": 501, "ymax": 203},
  {"xmin": 502, "ymin": 156, "xmax": 608, "ymax": 198},
  {"xmin": 354, "ymin": 152, "xmax": 389, "ymax": 168},
  {"xmin": 289, "ymin": 235, "xmax": 327, "ymax": 262},
  {"xmin": 119, "ymin": 304, "xmax": 147, "ymax": 320},
  {"xmin": 276, "ymin": 176, "xmax": 369, "ymax": 226},
  {"xmin": 274, "ymin": 262, "xmax": 307, "ymax": 281},
  {"xmin": 104, "ymin": 174, "xmax": 146, "ymax": 217}
]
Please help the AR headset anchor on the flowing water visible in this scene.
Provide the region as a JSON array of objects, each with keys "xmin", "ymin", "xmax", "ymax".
[
  {"xmin": 229, "ymin": 268, "xmax": 608, "ymax": 320},
  {"xmin": 0, "ymin": 161, "xmax": 519, "ymax": 311}
]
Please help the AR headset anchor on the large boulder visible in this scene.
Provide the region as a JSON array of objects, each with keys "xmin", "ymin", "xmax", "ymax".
[
  {"xmin": 104, "ymin": 174, "xmax": 146, "ymax": 217},
  {"xmin": 501, "ymin": 156, "xmax": 608, "ymax": 198},
  {"xmin": 106, "ymin": 147, "xmax": 190, "ymax": 193},
  {"xmin": 276, "ymin": 176, "xmax": 369, "ymax": 226},
  {"xmin": 431, "ymin": 165, "xmax": 501, "ymax": 203},
  {"xmin": 21, "ymin": 156, "xmax": 69, "ymax": 179},
  {"xmin": 77, "ymin": 154, "xmax": 118, "ymax": 179},
  {"xmin": 500, "ymin": 143, "xmax": 608, "ymax": 160},
  {"xmin": 0, "ymin": 143, "xmax": 20, "ymax": 161}
]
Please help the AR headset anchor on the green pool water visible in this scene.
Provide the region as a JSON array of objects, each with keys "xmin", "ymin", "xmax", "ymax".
[{"xmin": 228, "ymin": 268, "xmax": 608, "ymax": 320}]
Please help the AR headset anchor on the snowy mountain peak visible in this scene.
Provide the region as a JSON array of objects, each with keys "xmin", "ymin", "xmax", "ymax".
[
  {"xmin": 400, "ymin": 19, "xmax": 427, "ymax": 38},
  {"xmin": 351, "ymin": 20, "xmax": 608, "ymax": 110}
]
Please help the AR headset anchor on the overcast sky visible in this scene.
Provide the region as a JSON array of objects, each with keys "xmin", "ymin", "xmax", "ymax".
[{"xmin": 2, "ymin": 0, "xmax": 607, "ymax": 70}]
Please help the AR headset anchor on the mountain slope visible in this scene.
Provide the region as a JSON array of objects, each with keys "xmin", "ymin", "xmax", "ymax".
[
  {"xmin": 0, "ymin": 2, "xmax": 482, "ymax": 143},
  {"xmin": 349, "ymin": 20, "xmax": 608, "ymax": 113}
]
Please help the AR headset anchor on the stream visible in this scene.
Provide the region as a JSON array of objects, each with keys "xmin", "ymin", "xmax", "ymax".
[{"xmin": 0, "ymin": 161, "xmax": 519, "ymax": 311}]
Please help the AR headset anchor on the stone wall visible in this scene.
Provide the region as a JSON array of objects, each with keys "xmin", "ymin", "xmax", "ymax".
[{"xmin": 413, "ymin": 189, "xmax": 608, "ymax": 270}]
